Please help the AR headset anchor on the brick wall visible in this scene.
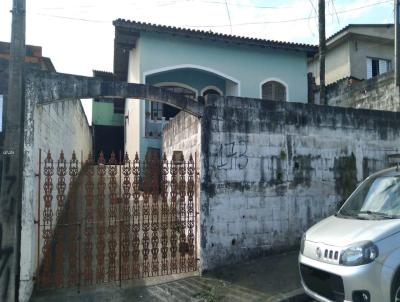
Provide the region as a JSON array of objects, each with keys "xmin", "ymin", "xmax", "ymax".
[
  {"xmin": 327, "ymin": 71, "xmax": 400, "ymax": 111},
  {"xmin": 199, "ymin": 95, "xmax": 400, "ymax": 270}
]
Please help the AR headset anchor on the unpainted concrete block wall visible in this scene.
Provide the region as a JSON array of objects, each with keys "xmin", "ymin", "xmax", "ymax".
[
  {"xmin": 162, "ymin": 111, "xmax": 202, "ymax": 266},
  {"xmin": 327, "ymin": 71, "xmax": 400, "ymax": 111},
  {"xmin": 200, "ymin": 96, "xmax": 400, "ymax": 270},
  {"xmin": 20, "ymin": 94, "xmax": 92, "ymax": 301},
  {"xmin": 35, "ymin": 100, "xmax": 92, "ymax": 157},
  {"xmin": 162, "ymin": 111, "xmax": 201, "ymax": 161}
]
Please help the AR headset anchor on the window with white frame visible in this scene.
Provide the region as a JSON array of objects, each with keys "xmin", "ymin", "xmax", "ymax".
[
  {"xmin": 367, "ymin": 57, "xmax": 391, "ymax": 79},
  {"xmin": 262, "ymin": 81, "xmax": 286, "ymax": 102}
]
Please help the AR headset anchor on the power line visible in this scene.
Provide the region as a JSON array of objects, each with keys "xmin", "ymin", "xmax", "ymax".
[
  {"xmin": 183, "ymin": 0, "xmax": 392, "ymax": 27},
  {"xmin": 36, "ymin": 0, "xmax": 294, "ymax": 11},
  {"xmin": 308, "ymin": 0, "xmax": 318, "ymax": 16},
  {"xmin": 36, "ymin": 0, "xmax": 173, "ymax": 10},
  {"xmin": 34, "ymin": 0, "xmax": 392, "ymax": 28},
  {"xmin": 307, "ymin": 10, "xmax": 318, "ymax": 38},
  {"xmin": 307, "ymin": 0, "xmax": 319, "ymax": 37},
  {"xmin": 330, "ymin": 0, "xmax": 340, "ymax": 25},
  {"xmin": 191, "ymin": 0, "xmax": 293, "ymax": 9},
  {"xmin": 35, "ymin": 13, "xmax": 109, "ymax": 23},
  {"xmin": 224, "ymin": 0, "xmax": 233, "ymax": 34},
  {"xmin": 36, "ymin": 1, "xmax": 165, "ymax": 10}
]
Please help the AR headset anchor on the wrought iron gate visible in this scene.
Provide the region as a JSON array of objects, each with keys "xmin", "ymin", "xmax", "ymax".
[{"xmin": 37, "ymin": 150, "xmax": 198, "ymax": 290}]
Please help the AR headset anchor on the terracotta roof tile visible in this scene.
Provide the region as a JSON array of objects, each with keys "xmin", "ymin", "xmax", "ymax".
[{"xmin": 113, "ymin": 19, "xmax": 318, "ymax": 54}]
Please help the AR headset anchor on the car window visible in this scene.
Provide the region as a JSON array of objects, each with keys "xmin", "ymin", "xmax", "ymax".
[{"xmin": 339, "ymin": 175, "xmax": 400, "ymax": 219}]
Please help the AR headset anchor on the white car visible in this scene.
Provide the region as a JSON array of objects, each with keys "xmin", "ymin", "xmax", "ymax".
[{"xmin": 299, "ymin": 167, "xmax": 400, "ymax": 302}]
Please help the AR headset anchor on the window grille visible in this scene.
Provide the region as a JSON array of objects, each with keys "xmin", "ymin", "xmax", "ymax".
[{"xmin": 367, "ymin": 58, "xmax": 391, "ymax": 79}]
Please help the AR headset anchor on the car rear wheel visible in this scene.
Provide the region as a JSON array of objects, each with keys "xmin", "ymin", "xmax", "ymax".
[{"xmin": 394, "ymin": 277, "xmax": 400, "ymax": 302}]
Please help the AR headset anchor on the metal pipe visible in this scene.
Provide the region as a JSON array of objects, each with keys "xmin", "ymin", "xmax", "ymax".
[
  {"xmin": 395, "ymin": 0, "xmax": 400, "ymax": 88},
  {"xmin": 36, "ymin": 148, "xmax": 42, "ymax": 284},
  {"xmin": 319, "ymin": 0, "xmax": 326, "ymax": 105},
  {"xmin": 119, "ymin": 150, "xmax": 122, "ymax": 287},
  {"xmin": 77, "ymin": 221, "xmax": 81, "ymax": 294}
]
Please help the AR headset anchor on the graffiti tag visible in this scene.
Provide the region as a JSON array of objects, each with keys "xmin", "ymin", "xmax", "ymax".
[{"xmin": 216, "ymin": 140, "xmax": 248, "ymax": 170}]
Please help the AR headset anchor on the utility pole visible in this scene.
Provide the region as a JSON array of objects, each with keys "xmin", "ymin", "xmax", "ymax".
[
  {"xmin": 0, "ymin": 0, "xmax": 26, "ymax": 300},
  {"xmin": 395, "ymin": 0, "xmax": 400, "ymax": 88},
  {"xmin": 319, "ymin": 0, "xmax": 327, "ymax": 105}
]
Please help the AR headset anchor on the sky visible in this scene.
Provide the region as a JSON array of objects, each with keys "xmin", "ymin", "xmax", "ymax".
[{"xmin": 0, "ymin": 0, "xmax": 395, "ymax": 123}]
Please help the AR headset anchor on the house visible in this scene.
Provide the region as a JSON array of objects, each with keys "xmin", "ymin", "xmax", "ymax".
[
  {"xmin": 112, "ymin": 20, "xmax": 317, "ymax": 159},
  {"xmin": 92, "ymin": 70, "xmax": 124, "ymax": 158},
  {"xmin": 308, "ymin": 24, "xmax": 394, "ymax": 87}
]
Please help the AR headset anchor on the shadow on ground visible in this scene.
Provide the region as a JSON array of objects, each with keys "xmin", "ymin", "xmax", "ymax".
[{"xmin": 31, "ymin": 251, "xmax": 306, "ymax": 302}]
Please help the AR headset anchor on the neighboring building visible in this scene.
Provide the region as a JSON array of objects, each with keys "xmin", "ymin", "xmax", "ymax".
[
  {"xmin": 92, "ymin": 70, "xmax": 124, "ymax": 158},
  {"xmin": 0, "ymin": 42, "xmax": 57, "ymax": 187},
  {"xmin": 0, "ymin": 42, "xmax": 56, "ymax": 140},
  {"xmin": 112, "ymin": 20, "xmax": 317, "ymax": 158},
  {"xmin": 308, "ymin": 24, "xmax": 394, "ymax": 87}
]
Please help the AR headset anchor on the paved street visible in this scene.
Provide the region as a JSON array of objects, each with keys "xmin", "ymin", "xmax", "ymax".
[{"xmin": 32, "ymin": 251, "xmax": 309, "ymax": 302}]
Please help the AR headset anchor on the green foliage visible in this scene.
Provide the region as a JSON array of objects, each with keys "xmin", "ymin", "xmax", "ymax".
[{"xmin": 194, "ymin": 287, "xmax": 220, "ymax": 302}]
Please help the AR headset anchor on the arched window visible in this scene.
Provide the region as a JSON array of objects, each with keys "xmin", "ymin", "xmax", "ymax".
[
  {"xmin": 202, "ymin": 88, "xmax": 222, "ymax": 97},
  {"xmin": 262, "ymin": 81, "xmax": 287, "ymax": 102},
  {"xmin": 151, "ymin": 84, "xmax": 197, "ymax": 120},
  {"xmin": 203, "ymin": 89, "xmax": 220, "ymax": 96},
  {"xmin": 163, "ymin": 85, "xmax": 196, "ymax": 99}
]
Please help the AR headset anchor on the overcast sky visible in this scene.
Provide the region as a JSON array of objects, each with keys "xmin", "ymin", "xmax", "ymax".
[{"xmin": 0, "ymin": 0, "xmax": 394, "ymax": 123}]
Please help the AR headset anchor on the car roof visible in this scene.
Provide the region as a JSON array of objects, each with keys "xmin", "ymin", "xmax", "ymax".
[{"xmin": 368, "ymin": 166, "xmax": 400, "ymax": 179}]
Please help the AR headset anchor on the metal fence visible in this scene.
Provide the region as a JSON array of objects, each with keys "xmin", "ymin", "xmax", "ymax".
[{"xmin": 37, "ymin": 150, "xmax": 198, "ymax": 290}]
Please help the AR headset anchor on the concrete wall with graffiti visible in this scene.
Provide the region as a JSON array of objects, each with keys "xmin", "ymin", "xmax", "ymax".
[{"xmin": 193, "ymin": 96, "xmax": 400, "ymax": 270}]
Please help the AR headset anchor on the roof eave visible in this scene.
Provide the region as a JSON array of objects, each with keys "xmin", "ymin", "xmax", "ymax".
[{"xmin": 113, "ymin": 19, "xmax": 318, "ymax": 54}]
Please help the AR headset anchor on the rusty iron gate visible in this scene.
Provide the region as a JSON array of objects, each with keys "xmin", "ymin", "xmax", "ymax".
[{"xmin": 37, "ymin": 150, "xmax": 198, "ymax": 291}]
